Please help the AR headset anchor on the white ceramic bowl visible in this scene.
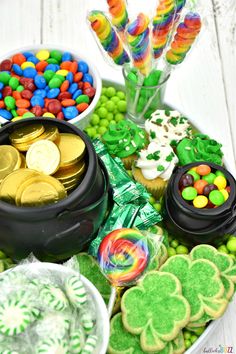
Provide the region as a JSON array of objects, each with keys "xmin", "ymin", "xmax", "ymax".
[
  {"xmin": 0, "ymin": 44, "xmax": 102, "ymax": 129},
  {"xmin": 3, "ymin": 262, "xmax": 110, "ymax": 354}
]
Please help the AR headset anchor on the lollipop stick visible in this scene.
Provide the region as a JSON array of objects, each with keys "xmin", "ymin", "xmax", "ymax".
[
  {"xmin": 108, "ymin": 286, "xmax": 117, "ymax": 317},
  {"xmin": 132, "ymin": 74, "xmax": 145, "ymax": 114}
]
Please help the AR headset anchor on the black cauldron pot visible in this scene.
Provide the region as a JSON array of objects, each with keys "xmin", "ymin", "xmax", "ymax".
[
  {"xmin": 163, "ymin": 162, "xmax": 236, "ymax": 246},
  {"xmin": 0, "ymin": 118, "xmax": 111, "ymax": 261}
]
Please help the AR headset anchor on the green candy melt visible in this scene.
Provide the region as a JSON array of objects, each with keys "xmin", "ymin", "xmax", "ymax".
[
  {"xmin": 209, "ymin": 190, "xmax": 225, "ymax": 206},
  {"xmin": 182, "ymin": 187, "xmax": 198, "ymax": 201}
]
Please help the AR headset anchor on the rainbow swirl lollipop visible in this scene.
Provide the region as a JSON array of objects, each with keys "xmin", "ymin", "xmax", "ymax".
[
  {"xmin": 166, "ymin": 12, "xmax": 201, "ymax": 65},
  {"xmin": 98, "ymin": 228, "xmax": 150, "ymax": 286},
  {"xmin": 152, "ymin": 0, "xmax": 176, "ymax": 59},
  {"xmin": 88, "ymin": 10, "xmax": 130, "ymax": 66},
  {"xmin": 127, "ymin": 13, "xmax": 152, "ymax": 76},
  {"xmin": 107, "ymin": 0, "xmax": 129, "ymax": 32}
]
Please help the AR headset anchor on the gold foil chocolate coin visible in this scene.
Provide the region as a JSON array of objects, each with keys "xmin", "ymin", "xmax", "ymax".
[
  {"xmin": 0, "ymin": 169, "xmax": 40, "ymax": 204},
  {"xmin": 26, "ymin": 140, "xmax": 60, "ymax": 175},
  {"xmin": 12, "ymin": 125, "xmax": 60, "ymax": 152},
  {"xmin": 53, "ymin": 161, "xmax": 86, "ymax": 182},
  {"xmin": 56, "ymin": 133, "xmax": 86, "ymax": 167},
  {"xmin": 20, "ymin": 154, "xmax": 26, "ymax": 168},
  {"xmin": 9, "ymin": 124, "xmax": 45, "ymax": 144},
  {"xmin": 15, "ymin": 175, "xmax": 67, "ymax": 207},
  {"xmin": 0, "ymin": 145, "xmax": 21, "ymax": 182}
]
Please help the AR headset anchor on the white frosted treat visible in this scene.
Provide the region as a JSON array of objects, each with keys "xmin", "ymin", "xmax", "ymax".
[
  {"xmin": 135, "ymin": 142, "xmax": 178, "ymax": 180},
  {"xmin": 145, "ymin": 109, "xmax": 192, "ymax": 145}
]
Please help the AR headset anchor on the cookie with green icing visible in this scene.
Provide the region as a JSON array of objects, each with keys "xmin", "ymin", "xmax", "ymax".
[
  {"xmin": 103, "ymin": 120, "xmax": 148, "ymax": 169},
  {"xmin": 121, "ymin": 271, "xmax": 190, "ymax": 352},
  {"xmin": 160, "ymin": 255, "xmax": 228, "ymax": 323},
  {"xmin": 176, "ymin": 134, "xmax": 223, "ymax": 166},
  {"xmin": 190, "ymin": 244, "xmax": 236, "ymax": 301},
  {"xmin": 172, "ymin": 331, "xmax": 185, "ymax": 354},
  {"xmin": 76, "ymin": 253, "xmax": 111, "ymax": 304},
  {"xmin": 109, "ymin": 314, "xmax": 185, "ymax": 354}
]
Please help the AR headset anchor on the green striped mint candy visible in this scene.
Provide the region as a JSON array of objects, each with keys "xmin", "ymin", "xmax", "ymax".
[
  {"xmin": 70, "ymin": 328, "xmax": 85, "ymax": 353},
  {"xmin": 0, "ymin": 299, "xmax": 32, "ymax": 336},
  {"xmin": 0, "ymin": 351, "xmax": 19, "ymax": 354},
  {"xmin": 40, "ymin": 285, "xmax": 68, "ymax": 311},
  {"xmin": 65, "ymin": 276, "xmax": 87, "ymax": 308},
  {"xmin": 36, "ymin": 337, "xmax": 69, "ymax": 353},
  {"xmin": 81, "ymin": 313, "xmax": 94, "ymax": 334},
  {"xmin": 81, "ymin": 335, "xmax": 98, "ymax": 354}
]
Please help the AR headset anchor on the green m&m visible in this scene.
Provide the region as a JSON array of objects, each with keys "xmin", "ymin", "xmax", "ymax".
[{"xmin": 182, "ymin": 187, "xmax": 198, "ymax": 201}]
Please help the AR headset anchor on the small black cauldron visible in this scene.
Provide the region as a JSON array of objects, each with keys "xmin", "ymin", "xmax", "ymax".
[
  {"xmin": 0, "ymin": 118, "xmax": 111, "ymax": 261},
  {"xmin": 163, "ymin": 162, "xmax": 236, "ymax": 246}
]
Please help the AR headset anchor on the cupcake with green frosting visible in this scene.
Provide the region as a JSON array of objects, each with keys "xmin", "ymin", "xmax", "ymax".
[
  {"xmin": 102, "ymin": 120, "xmax": 148, "ymax": 169},
  {"xmin": 176, "ymin": 134, "xmax": 223, "ymax": 166}
]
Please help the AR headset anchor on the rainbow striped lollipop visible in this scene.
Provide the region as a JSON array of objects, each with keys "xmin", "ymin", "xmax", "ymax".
[
  {"xmin": 127, "ymin": 13, "xmax": 152, "ymax": 76},
  {"xmin": 88, "ymin": 10, "xmax": 130, "ymax": 66},
  {"xmin": 98, "ymin": 228, "xmax": 150, "ymax": 286},
  {"xmin": 166, "ymin": 12, "xmax": 202, "ymax": 64},
  {"xmin": 107, "ymin": 0, "xmax": 129, "ymax": 32},
  {"xmin": 152, "ymin": 0, "xmax": 177, "ymax": 59}
]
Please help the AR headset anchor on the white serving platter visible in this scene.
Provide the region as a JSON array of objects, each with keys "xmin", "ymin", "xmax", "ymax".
[{"xmin": 102, "ymin": 79, "xmax": 235, "ymax": 354}]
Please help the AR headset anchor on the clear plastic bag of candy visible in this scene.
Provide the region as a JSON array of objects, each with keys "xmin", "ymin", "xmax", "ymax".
[
  {"xmin": 97, "ymin": 227, "xmax": 163, "ymax": 287},
  {"xmin": 0, "ymin": 256, "xmax": 109, "ymax": 354}
]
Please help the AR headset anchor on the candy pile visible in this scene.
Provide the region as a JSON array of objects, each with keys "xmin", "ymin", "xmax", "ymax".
[
  {"xmin": 0, "ymin": 267, "xmax": 98, "ymax": 353},
  {"xmin": 0, "ymin": 49, "xmax": 96, "ymax": 121},
  {"xmin": 88, "ymin": 5, "xmax": 202, "ymax": 72},
  {"xmin": 179, "ymin": 164, "xmax": 230, "ymax": 209},
  {"xmin": 88, "ymin": 2, "xmax": 202, "ymax": 122},
  {"xmin": 108, "ymin": 244, "xmax": 236, "ymax": 354},
  {"xmin": 85, "ymin": 86, "xmax": 126, "ymax": 139},
  {"xmin": 0, "ymin": 123, "xmax": 86, "ymax": 206}
]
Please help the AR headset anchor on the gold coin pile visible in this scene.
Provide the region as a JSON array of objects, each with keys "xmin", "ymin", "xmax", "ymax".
[{"xmin": 0, "ymin": 123, "xmax": 87, "ymax": 207}]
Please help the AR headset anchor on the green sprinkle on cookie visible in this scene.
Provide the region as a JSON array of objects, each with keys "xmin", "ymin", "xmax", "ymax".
[
  {"xmin": 160, "ymin": 255, "xmax": 227, "ymax": 323},
  {"xmin": 121, "ymin": 271, "xmax": 190, "ymax": 352},
  {"xmin": 190, "ymin": 244, "xmax": 236, "ymax": 301}
]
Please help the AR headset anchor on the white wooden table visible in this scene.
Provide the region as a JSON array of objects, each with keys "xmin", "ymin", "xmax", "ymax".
[{"xmin": 0, "ymin": 0, "xmax": 235, "ymax": 351}]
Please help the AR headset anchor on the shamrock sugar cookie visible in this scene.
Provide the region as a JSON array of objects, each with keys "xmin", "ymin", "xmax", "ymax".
[
  {"xmin": 190, "ymin": 244, "xmax": 236, "ymax": 301},
  {"xmin": 76, "ymin": 253, "xmax": 111, "ymax": 304},
  {"xmin": 172, "ymin": 331, "xmax": 185, "ymax": 354},
  {"xmin": 160, "ymin": 255, "xmax": 228, "ymax": 322},
  {"xmin": 121, "ymin": 271, "xmax": 190, "ymax": 352},
  {"xmin": 109, "ymin": 314, "xmax": 186, "ymax": 354}
]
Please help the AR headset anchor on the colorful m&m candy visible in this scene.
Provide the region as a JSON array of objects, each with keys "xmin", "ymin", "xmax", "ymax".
[
  {"xmin": 179, "ymin": 164, "xmax": 230, "ymax": 209},
  {"xmin": 0, "ymin": 49, "xmax": 96, "ymax": 121}
]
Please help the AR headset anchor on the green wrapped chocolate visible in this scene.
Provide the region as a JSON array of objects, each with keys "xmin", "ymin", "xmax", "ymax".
[
  {"xmin": 93, "ymin": 139, "xmax": 150, "ymax": 205},
  {"xmin": 89, "ymin": 202, "xmax": 162, "ymax": 256}
]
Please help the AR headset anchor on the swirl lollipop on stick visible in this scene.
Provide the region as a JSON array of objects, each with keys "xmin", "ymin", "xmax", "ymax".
[
  {"xmin": 98, "ymin": 228, "xmax": 150, "ymax": 287},
  {"xmin": 88, "ymin": 10, "xmax": 130, "ymax": 66},
  {"xmin": 152, "ymin": 0, "xmax": 177, "ymax": 60},
  {"xmin": 127, "ymin": 13, "xmax": 152, "ymax": 77},
  {"xmin": 107, "ymin": 0, "xmax": 129, "ymax": 33},
  {"xmin": 166, "ymin": 12, "xmax": 202, "ymax": 65}
]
